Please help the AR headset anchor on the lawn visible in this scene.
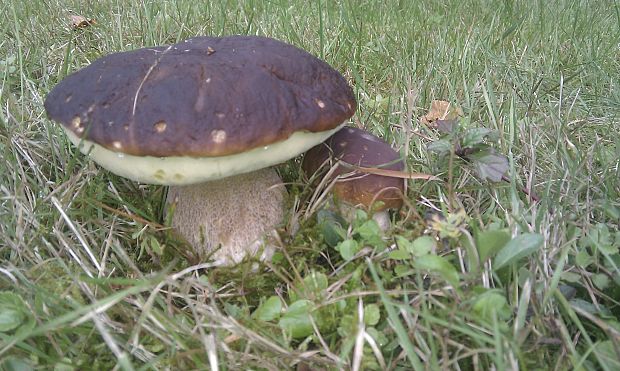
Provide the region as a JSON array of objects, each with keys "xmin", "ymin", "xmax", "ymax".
[{"xmin": 1, "ymin": 0, "xmax": 619, "ymax": 369}]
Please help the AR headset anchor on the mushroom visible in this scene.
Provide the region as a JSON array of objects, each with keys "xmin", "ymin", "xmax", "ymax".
[
  {"xmin": 45, "ymin": 36, "xmax": 356, "ymax": 265},
  {"xmin": 302, "ymin": 127, "xmax": 405, "ymax": 230}
]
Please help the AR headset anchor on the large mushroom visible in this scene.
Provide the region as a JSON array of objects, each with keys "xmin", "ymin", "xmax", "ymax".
[
  {"xmin": 45, "ymin": 36, "xmax": 356, "ymax": 265},
  {"xmin": 302, "ymin": 126, "xmax": 405, "ymax": 230}
]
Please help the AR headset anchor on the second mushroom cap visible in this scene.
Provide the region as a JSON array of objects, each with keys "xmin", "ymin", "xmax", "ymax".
[{"xmin": 303, "ymin": 126, "xmax": 405, "ymax": 211}]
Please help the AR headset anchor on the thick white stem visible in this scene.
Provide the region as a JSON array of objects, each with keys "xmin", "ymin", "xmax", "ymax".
[
  {"xmin": 371, "ymin": 210, "xmax": 391, "ymax": 232},
  {"xmin": 166, "ymin": 168, "xmax": 286, "ymax": 265}
]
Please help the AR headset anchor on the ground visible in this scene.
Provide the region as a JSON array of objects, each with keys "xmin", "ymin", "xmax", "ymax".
[{"xmin": 1, "ymin": 0, "xmax": 619, "ymax": 370}]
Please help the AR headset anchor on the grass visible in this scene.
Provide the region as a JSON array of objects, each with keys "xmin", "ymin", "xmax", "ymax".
[{"xmin": 1, "ymin": 0, "xmax": 619, "ymax": 369}]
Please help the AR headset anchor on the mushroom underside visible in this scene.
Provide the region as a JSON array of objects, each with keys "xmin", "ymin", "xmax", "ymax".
[
  {"xmin": 62, "ymin": 125, "xmax": 345, "ymax": 185},
  {"xmin": 165, "ymin": 168, "xmax": 286, "ymax": 265}
]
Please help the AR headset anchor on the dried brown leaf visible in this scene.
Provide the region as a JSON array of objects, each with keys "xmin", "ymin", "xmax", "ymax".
[
  {"xmin": 420, "ymin": 100, "xmax": 463, "ymax": 128},
  {"xmin": 71, "ymin": 15, "xmax": 96, "ymax": 29}
]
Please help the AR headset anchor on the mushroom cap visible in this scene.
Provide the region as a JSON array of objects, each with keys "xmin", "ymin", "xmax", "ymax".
[
  {"xmin": 302, "ymin": 127, "xmax": 405, "ymax": 211},
  {"xmin": 45, "ymin": 36, "xmax": 356, "ymax": 184}
]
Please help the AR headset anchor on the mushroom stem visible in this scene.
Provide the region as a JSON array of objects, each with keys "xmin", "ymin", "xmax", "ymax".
[
  {"xmin": 165, "ymin": 168, "xmax": 286, "ymax": 265},
  {"xmin": 371, "ymin": 210, "xmax": 391, "ymax": 232}
]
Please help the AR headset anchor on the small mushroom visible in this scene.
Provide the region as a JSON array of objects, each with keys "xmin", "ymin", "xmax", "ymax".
[
  {"xmin": 302, "ymin": 127, "xmax": 405, "ymax": 230},
  {"xmin": 45, "ymin": 36, "xmax": 356, "ymax": 265}
]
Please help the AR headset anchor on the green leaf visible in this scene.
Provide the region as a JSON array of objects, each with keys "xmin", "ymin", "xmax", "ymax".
[
  {"xmin": 394, "ymin": 264, "xmax": 414, "ymax": 277},
  {"xmin": 589, "ymin": 223, "xmax": 618, "ymax": 255},
  {"xmin": 1, "ymin": 357, "xmax": 33, "ymax": 371},
  {"xmin": 560, "ymin": 271, "xmax": 581, "ymax": 283},
  {"xmin": 472, "ymin": 290, "xmax": 511, "ymax": 322},
  {"xmin": 558, "ymin": 285, "xmax": 577, "ymax": 300},
  {"xmin": 352, "ymin": 209, "xmax": 369, "ymax": 226},
  {"xmin": 252, "ymin": 296, "xmax": 282, "ymax": 322},
  {"xmin": 53, "ymin": 358, "xmax": 76, "ymax": 371},
  {"xmin": 570, "ymin": 298, "xmax": 613, "ymax": 318},
  {"xmin": 336, "ymin": 239, "xmax": 360, "ymax": 260},
  {"xmin": 278, "ymin": 300, "xmax": 314, "ymax": 339},
  {"xmin": 395, "ymin": 235, "xmax": 433, "ymax": 259},
  {"xmin": 601, "ymin": 200, "xmax": 620, "ymax": 220},
  {"xmin": 337, "ymin": 314, "xmax": 355, "ymax": 337},
  {"xmin": 364, "ymin": 304, "xmax": 380, "ymax": 326},
  {"xmin": 592, "ymin": 273, "xmax": 610, "ymax": 290},
  {"xmin": 427, "ymin": 139, "xmax": 451, "ymax": 156},
  {"xmin": 0, "ymin": 292, "xmax": 32, "ymax": 333},
  {"xmin": 461, "ymin": 127, "xmax": 495, "ymax": 148},
  {"xmin": 356, "ymin": 219, "xmax": 384, "ymax": 248},
  {"xmin": 388, "ymin": 250, "xmax": 411, "ymax": 260},
  {"xmin": 395, "ymin": 236, "xmax": 413, "ymax": 251},
  {"xmin": 303, "ymin": 271, "xmax": 328, "ymax": 295},
  {"xmin": 271, "ymin": 251, "xmax": 284, "ymax": 264},
  {"xmin": 409, "ymin": 236, "xmax": 435, "ymax": 257},
  {"xmin": 459, "ymin": 232, "xmax": 479, "ymax": 272},
  {"xmin": 0, "ymin": 309, "xmax": 25, "ymax": 332},
  {"xmin": 317, "ymin": 209, "xmax": 347, "ymax": 247},
  {"xmin": 593, "ymin": 340, "xmax": 620, "ymax": 370},
  {"xmin": 470, "ymin": 151, "xmax": 509, "ymax": 182},
  {"xmin": 476, "ymin": 229, "xmax": 511, "ymax": 262},
  {"xmin": 575, "ymin": 249, "xmax": 594, "ymax": 268},
  {"xmin": 366, "ymin": 327, "xmax": 388, "ymax": 347},
  {"xmin": 414, "ymin": 254, "xmax": 460, "ymax": 287},
  {"xmin": 395, "ymin": 236, "xmax": 434, "ymax": 258},
  {"xmin": 148, "ymin": 236, "xmax": 163, "ymax": 256},
  {"xmin": 516, "ymin": 267, "xmax": 534, "ymax": 288},
  {"xmin": 493, "ymin": 233, "xmax": 543, "ymax": 270},
  {"xmin": 223, "ymin": 303, "xmax": 243, "ymax": 318}
]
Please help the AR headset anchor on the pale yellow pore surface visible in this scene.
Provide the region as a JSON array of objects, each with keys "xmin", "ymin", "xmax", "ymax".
[
  {"xmin": 166, "ymin": 168, "xmax": 286, "ymax": 265},
  {"xmin": 63, "ymin": 124, "xmax": 345, "ymax": 185}
]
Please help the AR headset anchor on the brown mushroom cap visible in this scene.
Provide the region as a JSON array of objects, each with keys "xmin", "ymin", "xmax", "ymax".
[
  {"xmin": 45, "ymin": 36, "xmax": 356, "ymax": 158},
  {"xmin": 302, "ymin": 127, "xmax": 405, "ymax": 211}
]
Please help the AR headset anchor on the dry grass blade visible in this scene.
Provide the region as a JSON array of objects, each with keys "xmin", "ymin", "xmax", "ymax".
[
  {"xmin": 343, "ymin": 163, "xmax": 439, "ymax": 181},
  {"xmin": 51, "ymin": 196, "xmax": 102, "ymax": 272},
  {"xmin": 352, "ymin": 298, "xmax": 365, "ymax": 371}
]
